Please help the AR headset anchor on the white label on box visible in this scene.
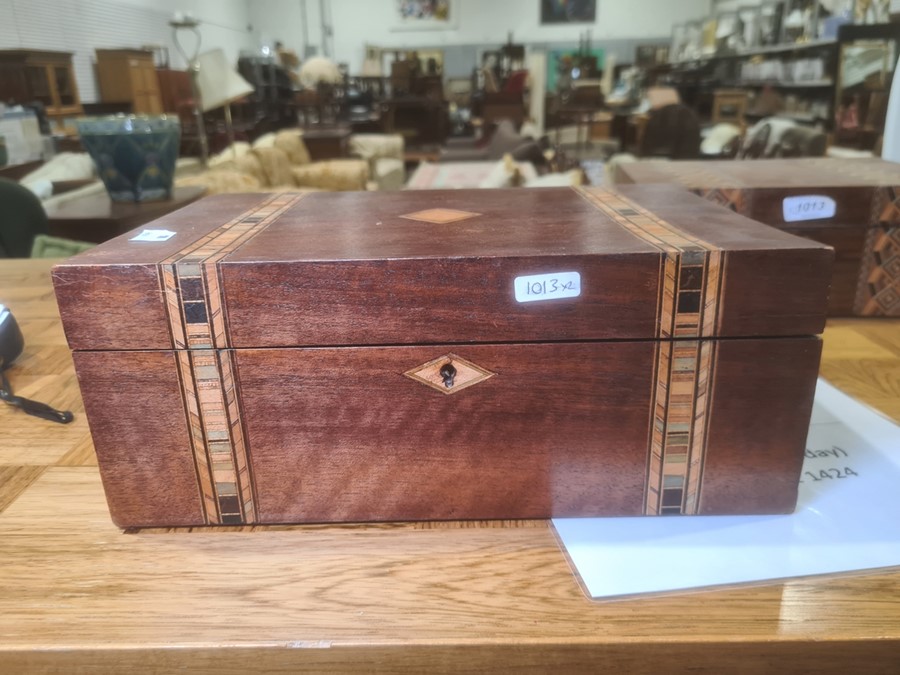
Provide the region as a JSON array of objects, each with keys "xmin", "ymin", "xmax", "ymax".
[
  {"xmin": 514, "ymin": 272, "xmax": 581, "ymax": 303},
  {"xmin": 130, "ymin": 229, "xmax": 177, "ymax": 242},
  {"xmin": 783, "ymin": 195, "xmax": 836, "ymax": 222}
]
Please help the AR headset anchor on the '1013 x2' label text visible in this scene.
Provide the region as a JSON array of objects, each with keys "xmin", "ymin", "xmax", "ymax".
[{"xmin": 514, "ymin": 272, "xmax": 581, "ymax": 303}]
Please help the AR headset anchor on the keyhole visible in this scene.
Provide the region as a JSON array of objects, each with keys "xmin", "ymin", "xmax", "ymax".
[{"xmin": 439, "ymin": 363, "xmax": 457, "ymax": 388}]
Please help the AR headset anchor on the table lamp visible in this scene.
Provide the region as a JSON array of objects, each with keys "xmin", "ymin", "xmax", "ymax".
[{"xmin": 195, "ymin": 49, "xmax": 254, "ymax": 153}]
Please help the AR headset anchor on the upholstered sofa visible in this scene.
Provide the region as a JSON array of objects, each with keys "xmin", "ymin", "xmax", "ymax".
[
  {"xmin": 19, "ymin": 130, "xmax": 405, "ymax": 209},
  {"xmin": 175, "ymin": 129, "xmax": 390, "ymax": 194}
]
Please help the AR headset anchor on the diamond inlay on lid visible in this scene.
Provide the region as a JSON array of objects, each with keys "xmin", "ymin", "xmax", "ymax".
[
  {"xmin": 399, "ymin": 208, "xmax": 481, "ymax": 224},
  {"xmin": 404, "ymin": 353, "xmax": 495, "ymax": 395}
]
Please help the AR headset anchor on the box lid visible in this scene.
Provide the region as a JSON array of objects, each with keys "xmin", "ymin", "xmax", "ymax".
[
  {"xmin": 53, "ymin": 186, "xmax": 832, "ymax": 351},
  {"xmin": 617, "ymin": 157, "xmax": 900, "ymax": 189},
  {"xmin": 617, "ymin": 158, "xmax": 900, "ymax": 231}
]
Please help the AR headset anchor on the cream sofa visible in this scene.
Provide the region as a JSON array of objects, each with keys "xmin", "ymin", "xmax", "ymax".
[
  {"xmin": 176, "ymin": 130, "xmax": 371, "ymax": 194},
  {"xmin": 20, "ymin": 129, "xmax": 405, "ymax": 211}
]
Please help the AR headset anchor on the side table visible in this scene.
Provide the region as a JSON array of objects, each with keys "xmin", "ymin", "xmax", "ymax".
[
  {"xmin": 301, "ymin": 125, "xmax": 351, "ymax": 161},
  {"xmin": 46, "ymin": 184, "xmax": 207, "ymax": 243}
]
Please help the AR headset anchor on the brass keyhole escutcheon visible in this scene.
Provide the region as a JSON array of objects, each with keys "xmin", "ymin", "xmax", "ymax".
[{"xmin": 439, "ymin": 363, "xmax": 457, "ymax": 388}]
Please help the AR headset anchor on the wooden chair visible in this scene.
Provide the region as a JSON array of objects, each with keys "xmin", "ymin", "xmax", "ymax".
[
  {"xmin": 712, "ymin": 89, "xmax": 749, "ymax": 127},
  {"xmin": 638, "ymin": 104, "xmax": 701, "ymax": 159},
  {"xmin": 0, "ymin": 178, "xmax": 48, "ymax": 258}
]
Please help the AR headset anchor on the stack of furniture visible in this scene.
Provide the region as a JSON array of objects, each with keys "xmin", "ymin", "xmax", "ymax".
[
  {"xmin": 382, "ymin": 97, "xmax": 447, "ymax": 148},
  {"xmin": 236, "ymin": 56, "xmax": 298, "ymax": 137}
]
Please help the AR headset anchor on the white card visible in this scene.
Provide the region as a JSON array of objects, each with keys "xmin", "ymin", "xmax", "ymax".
[
  {"xmin": 553, "ymin": 379, "xmax": 900, "ymax": 599},
  {"xmin": 130, "ymin": 229, "xmax": 177, "ymax": 242},
  {"xmin": 514, "ymin": 272, "xmax": 581, "ymax": 303},
  {"xmin": 783, "ymin": 195, "xmax": 836, "ymax": 222}
]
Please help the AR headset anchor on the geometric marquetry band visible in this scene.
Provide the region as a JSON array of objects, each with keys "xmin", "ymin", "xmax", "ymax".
[
  {"xmin": 160, "ymin": 192, "xmax": 308, "ymax": 524},
  {"xmin": 161, "ymin": 192, "xmax": 306, "ymax": 350},
  {"xmin": 574, "ymin": 186, "xmax": 723, "ymax": 340},
  {"xmin": 575, "ymin": 187, "xmax": 724, "ymax": 515},
  {"xmin": 174, "ymin": 348, "xmax": 254, "ymax": 524}
]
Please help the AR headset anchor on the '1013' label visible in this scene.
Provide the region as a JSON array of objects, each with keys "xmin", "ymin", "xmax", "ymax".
[
  {"xmin": 782, "ymin": 195, "xmax": 836, "ymax": 222},
  {"xmin": 514, "ymin": 272, "xmax": 581, "ymax": 303}
]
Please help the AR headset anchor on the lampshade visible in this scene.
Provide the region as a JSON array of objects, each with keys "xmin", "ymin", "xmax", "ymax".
[
  {"xmin": 299, "ymin": 56, "xmax": 342, "ymax": 88},
  {"xmin": 194, "ymin": 49, "xmax": 254, "ymax": 112},
  {"xmin": 784, "ymin": 9, "xmax": 805, "ymax": 28}
]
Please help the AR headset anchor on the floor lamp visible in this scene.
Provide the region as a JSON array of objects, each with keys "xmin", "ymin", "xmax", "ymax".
[
  {"xmin": 170, "ymin": 14, "xmax": 209, "ymax": 165},
  {"xmin": 195, "ymin": 49, "xmax": 254, "ymax": 155}
]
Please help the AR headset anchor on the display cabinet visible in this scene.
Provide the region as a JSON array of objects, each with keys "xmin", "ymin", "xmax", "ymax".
[{"xmin": 0, "ymin": 50, "xmax": 83, "ymax": 128}]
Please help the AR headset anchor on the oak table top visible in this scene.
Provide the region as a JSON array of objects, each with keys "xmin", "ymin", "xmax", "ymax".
[{"xmin": 1, "ymin": 257, "xmax": 899, "ymax": 674}]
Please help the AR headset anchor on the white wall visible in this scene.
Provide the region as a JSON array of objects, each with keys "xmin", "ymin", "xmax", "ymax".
[
  {"xmin": 248, "ymin": 0, "xmax": 712, "ymax": 72},
  {"xmin": 0, "ymin": 0, "xmax": 254, "ymax": 102},
  {"xmin": 330, "ymin": 0, "xmax": 711, "ymax": 70},
  {"xmin": 253, "ymin": 0, "xmax": 324, "ymax": 59}
]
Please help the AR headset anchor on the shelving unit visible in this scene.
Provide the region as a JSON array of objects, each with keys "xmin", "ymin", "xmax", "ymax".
[
  {"xmin": 732, "ymin": 79, "xmax": 833, "ymax": 88},
  {"xmin": 663, "ymin": 39, "xmax": 839, "ymax": 130},
  {"xmin": 670, "ymin": 39, "xmax": 838, "ymax": 65}
]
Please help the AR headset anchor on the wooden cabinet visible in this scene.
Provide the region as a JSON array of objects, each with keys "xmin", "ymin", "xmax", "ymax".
[
  {"xmin": 95, "ymin": 49, "xmax": 163, "ymax": 115},
  {"xmin": 156, "ymin": 68, "xmax": 193, "ymax": 116},
  {"xmin": 0, "ymin": 50, "xmax": 83, "ymax": 127}
]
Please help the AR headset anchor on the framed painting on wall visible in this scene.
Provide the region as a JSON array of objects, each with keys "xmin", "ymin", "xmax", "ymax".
[
  {"xmin": 392, "ymin": 0, "xmax": 458, "ymax": 31},
  {"xmin": 546, "ymin": 48, "xmax": 604, "ymax": 91},
  {"xmin": 541, "ymin": 0, "xmax": 597, "ymax": 24}
]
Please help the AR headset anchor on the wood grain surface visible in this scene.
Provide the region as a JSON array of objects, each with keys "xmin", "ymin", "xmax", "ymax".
[
  {"xmin": 54, "ymin": 187, "xmax": 832, "ymax": 350},
  {"xmin": 2, "ymin": 258, "xmax": 900, "ymax": 674}
]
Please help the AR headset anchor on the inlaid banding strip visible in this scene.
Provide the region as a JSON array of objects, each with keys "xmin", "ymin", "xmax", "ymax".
[
  {"xmin": 161, "ymin": 191, "xmax": 308, "ymax": 524},
  {"xmin": 162, "ymin": 192, "xmax": 306, "ymax": 350},
  {"xmin": 575, "ymin": 187, "xmax": 723, "ymax": 515},
  {"xmin": 855, "ymin": 186, "xmax": 900, "ymax": 317},
  {"xmin": 696, "ymin": 188, "xmax": 750, "ymax": 217}
]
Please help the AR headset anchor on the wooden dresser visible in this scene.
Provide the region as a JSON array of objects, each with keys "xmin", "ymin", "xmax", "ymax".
[{"xmin": 95, "ymin": 49, "xmax": 163, "ymax": 115}]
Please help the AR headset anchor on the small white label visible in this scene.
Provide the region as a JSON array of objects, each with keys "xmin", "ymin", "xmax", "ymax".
[
  {"xmin": 783, "ymin": 195, "xmax": 836, "ymax": 222},
  {"xmin": 130, "ymin": 229, "xmax": 177, "ymax": 242},
  {"xmin": 514, "ymin": 272, "xmax": 581, "ymax": 303}
]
